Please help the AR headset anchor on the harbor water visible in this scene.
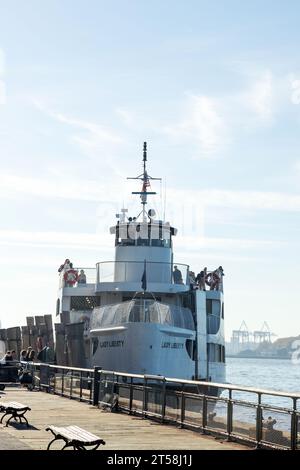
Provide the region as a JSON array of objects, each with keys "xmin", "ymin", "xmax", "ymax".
[
  {"xmin": 226, "ymin": 357, "xmax": 300, "ymax": 395},
  {"xmin": 224, "ymin": 357, "xmax": 300, "ymax": 411}
]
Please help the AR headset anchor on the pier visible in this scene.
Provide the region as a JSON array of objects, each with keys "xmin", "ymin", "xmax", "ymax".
[
  {"xmin": 0, "ymin": 386, "xmax": 245, "ymax": 450},
  {"xmin": 1, "ymin": 363, "xmax": 300, "ymax": 450}
]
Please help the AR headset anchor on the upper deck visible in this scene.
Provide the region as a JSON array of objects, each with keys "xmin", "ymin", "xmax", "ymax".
[
  {"xmin": 58, "ymin": 263, "xmax": 224, "ymax": 296},
  {"xmin": 59, "ymin": 261, "xmax": 191, "ymax": 294}
]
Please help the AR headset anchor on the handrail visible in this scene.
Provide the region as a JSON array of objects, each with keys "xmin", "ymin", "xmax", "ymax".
[
  {"xmin": 96, "ymin": 260, "xmax": 189, "ymax": 267},
  {"xmin": 30, "ymin": 362, "xmax": 300, "ymax": 401},
  {"xmin": 33, "ymin": 363, "xmax": 300, "ymax": 450},
  {"xmin": 96, "ymin": 369, "xmax": 300, "ymax": 400}
]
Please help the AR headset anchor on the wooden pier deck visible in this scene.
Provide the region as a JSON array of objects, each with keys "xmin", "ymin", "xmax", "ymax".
[{"xmin": 0, "ymin": 386, "xmax": 248, "ymax": 450}]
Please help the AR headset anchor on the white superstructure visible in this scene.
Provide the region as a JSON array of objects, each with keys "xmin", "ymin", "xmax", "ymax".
[{"xmin": 57, "ymin": 143, "xmax": 225, "ymax": 383}]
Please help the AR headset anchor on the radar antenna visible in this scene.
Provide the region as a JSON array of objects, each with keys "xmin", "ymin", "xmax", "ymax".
[{"xmin": 127, "ymin": 142, "xmax": 161, "ymax": 221}]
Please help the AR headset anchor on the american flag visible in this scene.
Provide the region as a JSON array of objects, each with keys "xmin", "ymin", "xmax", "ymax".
[{"xmin": 142, "ymin": 179, "xmax": 150, "ymax": 192}]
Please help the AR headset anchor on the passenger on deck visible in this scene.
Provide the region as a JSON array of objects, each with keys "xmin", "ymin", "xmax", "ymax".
[
  {"xmin": 218, "ymin": 266, "xmax": 224, "ymax": 289},
  {"xmin": 173, "ymin": 266, "xmax": 183, "ymax": 284},
  {"xmin": 196, "ymin": 269, "xmax": 206, "ymax": 291},
  {"xmin": 58, "ymin": 259, "xmax": 71, "ymax": 273},
  {"xmin": 77, "ymin": 269, "xmax": 87, "ymax": 284},
  {"xmin": 189, "ymin": 271, "xmax": 196, "ymax": 289},
  {"xmin": 209, "ymin": 266, "xmax": 224, "ymax": 291}
]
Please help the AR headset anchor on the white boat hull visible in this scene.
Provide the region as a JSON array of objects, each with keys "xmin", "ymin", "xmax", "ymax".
[{"xmin": 91, "ymin": 322, "xmax": 196, "ymax": 380}]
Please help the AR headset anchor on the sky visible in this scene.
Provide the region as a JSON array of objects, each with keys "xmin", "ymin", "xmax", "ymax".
[{"xmin": 0, "ymin": 0, "xmax": 300, "ymax": 339}]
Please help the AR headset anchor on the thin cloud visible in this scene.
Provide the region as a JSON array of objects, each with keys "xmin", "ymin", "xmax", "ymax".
[
  {"xmin": 162, "ymin": 69, "xmax": 277, "ymax": 157},
  {"xmin": 0, "ymin": 230, "xmax": 112, "ymax": 250},
  {"xmin": 0, "ymin": 173, "xmax": 123, "ymax": 203},
  {"xmin": 0, "ymin": 48, "xmax": 6, "ymax": 104},
  {"xmin": 32, "ymin": 100, "xmax": 125, "ymax": 175},
  {"xmin": 241, "ymin": 70, "xmax": 273, "ymax": 122},
  {"xmin": 0, "ymin": 229, "xmax": 282, "ymax": 252},
  {"xmin": 1, "ymin": 172, "xmax": 300, "ymax": 213},
  {"xmin": 168, "ymin": 188, "xmax": 300, "ymax": 212},
  {"xmin": 163, "ymin": 94, "xmax": 226, "ymax": 155},
  {"xmin": 115, "ymin": 107, "xmax": 135, "ymax": 126},
  {"xmin": 33, "ymin": 100, "xmax": 122, "ymax": 144}
]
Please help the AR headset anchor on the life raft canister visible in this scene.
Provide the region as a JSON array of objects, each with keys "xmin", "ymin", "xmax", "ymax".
[{"xmin": 64, "ymin": 269, "xmax": 79, "ymax": 285}]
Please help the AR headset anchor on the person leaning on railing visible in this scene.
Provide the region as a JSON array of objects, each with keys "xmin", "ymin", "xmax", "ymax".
[
  {"xmin": 196, "ymin": 268, "xmax": 207, "ymax": 291},
  {"xmin": 189, "ymin": 271, "xmax": 196, "ymax": 290},
  {"xmin": 77, "ymin": 269, "xmax": 87, "ymax": 284},
  {"xmin": 173, "ymin": 266, "xmax": 183, "ymax": 284}
]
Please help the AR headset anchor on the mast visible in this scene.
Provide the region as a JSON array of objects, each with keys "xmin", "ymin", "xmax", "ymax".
[{"xmin": 127, "ymin": 142, "xmax": 161, "ymax": 222}]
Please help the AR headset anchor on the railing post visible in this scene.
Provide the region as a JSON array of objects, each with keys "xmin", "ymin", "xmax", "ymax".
[
  {"xmin": 61, "ymin": 368, "xmax": 65, "ymax": 396},
  {"xmin": 161, "ymin": 379, "xmax": 166, "ymax": 424},
  {"xmin": 291, "ymin": 398, "xmax": 298, "ymax": 450},
  {"xmin": 79, "ymin": 370, "xmax": 83, "ymax": 401},
  {"xmin": 143, "ymin": 376, "xmax": 147, "ymax": 418},
  {"xmin": 202, "ymin": 395, "xmax": 207, "ymax": 433},
  {"xmin": 227, "ymin": 390, "xmax": 233, "ymax": 440},
  {"xmin": 180, "ymin": 383, "xmax": 185, "ymax": 428},
  {"xmin": 93, "ymin": 366, "xmax": 102, "ymax": 407},
  {"xmin": 256, "ymin": 393, "xmax": 263, "ymax": 448},
  {"xmin": 70, "ymin": 369, "xmax": 73, "ymax": 398},
  {"xmin": 129, "ymin": 376, "xmax": 133, "ymax": 414}
]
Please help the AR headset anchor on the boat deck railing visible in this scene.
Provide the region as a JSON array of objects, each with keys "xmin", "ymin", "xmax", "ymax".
[
  {"xmin": 26, "ymin": 363, "xmax": 300, "ymax": 450},
  {"xmin": 96, "ymin": 261, "xmax": 190, "ymax": 286},
  {"xmin": 59, "ymin": 267, "xmax": 96, "ymax": 288},
  {"xmin": 59, "ymin": 262, "xmax": 191, "ymax": 288},
  {"xmin": 58, "ymin": 263, "xmax": 224, "ymax": 292}
]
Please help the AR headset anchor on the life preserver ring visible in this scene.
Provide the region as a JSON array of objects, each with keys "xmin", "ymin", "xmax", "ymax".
[
  {"xmin": 64, "ymin": 269, "xmax": 78, "ymax": 285},
  {"xmin": 205, "ymin": 271, "xmax": 220, "ymax": 287}
]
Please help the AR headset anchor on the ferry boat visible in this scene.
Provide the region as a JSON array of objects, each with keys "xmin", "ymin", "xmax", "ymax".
[{"xmin": 57, "ymin": 143, "xmax": 225, "ymax": 383}]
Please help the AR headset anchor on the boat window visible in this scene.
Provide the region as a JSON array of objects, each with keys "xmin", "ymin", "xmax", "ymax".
[
  {"xmin": 150, "ymin": 238, "xmax": 171, "ymax": 248},
  {"xmin": 119, "ymin": 238, "xmax": 136, "ymax": 246},
  {"xmin": 207, "ymin": 315, "xmax": 220, "ymax": 335},
  {"xmin": 70, "ymin": 296, "xmax": 100, "ymax": 311},
  {"xmin": 206, "ymin": 300, "xmax": 221, "ymax": 334},
  {"xmin": 206, "ymin": 299, "xmax": 220, "ymax": 316},
  {"xmin": 206, "ymin": 299, "xmax": 212, "ymax": 315},
  {"xmin": 185, "ymin": 339, "xmax": 196, "ymax": 360},
  {"xmin": 207, "ymin": 343, "xmax": 225, "ymax": 363},
  {"xmin": 92, "ymin": 338, "xmax": 99, "ymax": 355},
  {"xmin": 56, "ymin": 298, "xmax": 60, "ymax": 316},
  {"xmin": 137, "ymin": 238, "xmax": 149, "ymax": 246}
]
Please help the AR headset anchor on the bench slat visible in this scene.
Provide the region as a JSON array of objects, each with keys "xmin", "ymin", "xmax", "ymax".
[
  {"xmin": 0, "ymin": 401, "xmax": 30, "ymax": 411},
  {"xmin": 47, "ymin": 425, "xmax": 103, "ymax": 444}
]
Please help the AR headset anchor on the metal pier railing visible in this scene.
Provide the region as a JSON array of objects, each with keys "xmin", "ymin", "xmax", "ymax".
[{"xmin": 18, "ymin": 363, "xmax": 300, "ymax": 450}]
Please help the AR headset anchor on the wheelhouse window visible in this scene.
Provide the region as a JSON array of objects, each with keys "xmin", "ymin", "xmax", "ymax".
[{"xmin": 114, "ymin": 222, "xmax": 173, "ymax": 247}]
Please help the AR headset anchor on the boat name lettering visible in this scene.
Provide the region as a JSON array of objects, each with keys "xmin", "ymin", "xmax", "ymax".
[
  {"xmin": 161, "ymin": 342, "xmax": 184, "ymax": 349},
  {"xmin": 99, "ymin": 340, "xmax": 124, "ymax": 348}
]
